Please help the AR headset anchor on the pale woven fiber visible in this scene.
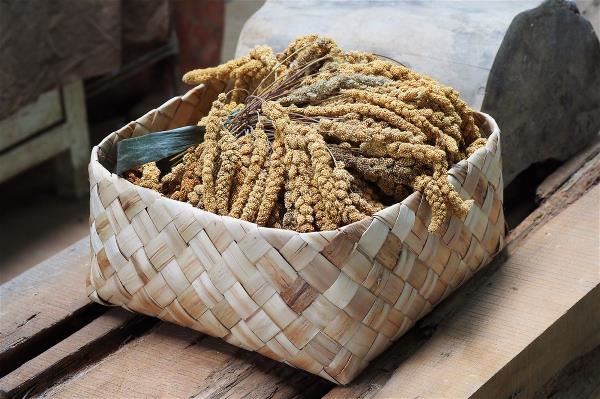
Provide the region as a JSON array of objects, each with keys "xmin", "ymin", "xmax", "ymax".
[{"xmin": 87, "ymin": 84, "xmax": 505, "ymax": 384}]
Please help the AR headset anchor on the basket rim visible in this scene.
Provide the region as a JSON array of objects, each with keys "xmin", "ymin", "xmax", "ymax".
[{"xmin": 90, "ymin": 92, "xmax": 500, "ymax": 237}]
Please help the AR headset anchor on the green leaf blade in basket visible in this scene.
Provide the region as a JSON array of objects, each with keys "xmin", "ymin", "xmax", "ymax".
[{"xmin": 115, "ymin": 125, "xmax": 205, "ymax": 175}]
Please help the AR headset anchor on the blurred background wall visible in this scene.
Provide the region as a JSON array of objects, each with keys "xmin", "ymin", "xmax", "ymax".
[{"xmin": 0, "ymin": 0, "xmax": 263, "ymax": 283}]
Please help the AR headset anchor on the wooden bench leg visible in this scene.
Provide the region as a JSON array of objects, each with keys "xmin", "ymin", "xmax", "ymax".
[{"xmin": 53, "ymin": 80, "xmax": 90, "ymax": 198}]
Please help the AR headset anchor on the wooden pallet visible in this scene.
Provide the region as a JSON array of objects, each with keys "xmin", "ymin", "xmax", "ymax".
[{"xmin": 1, "ymin": 147, "xmax": 598, "ymax": 398}]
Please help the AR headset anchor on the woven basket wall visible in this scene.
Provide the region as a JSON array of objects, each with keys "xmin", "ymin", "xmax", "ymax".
[{"xmin": 87, "ymin": 84, "xmax": 505, "ymax": 385}]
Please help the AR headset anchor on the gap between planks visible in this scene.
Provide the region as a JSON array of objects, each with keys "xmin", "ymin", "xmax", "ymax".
[
  {"xmin": 0, "ymin": 240, "xmax": 105, "ymax": 378},
  {"xmin": 0, "ymin": 310, "xmax": 155, "ymax": 398},
  {"xmin": 535, "ymin": 139, "xmax": 599, "ymax": 203}
]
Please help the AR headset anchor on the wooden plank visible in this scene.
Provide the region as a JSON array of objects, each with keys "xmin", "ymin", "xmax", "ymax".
[
  {"xmin": 535, "ymin": 139, "xmax": 599, "ymax": 203},
  {"xmin": 369, "ymin": 186, "xmax": 599, "ymax": 398},
  {"xmin": 511, "ymin": 150, "xmax": 600, "ymax": 244},
  {"xmin": 0, "ymin": 309, "xmax": 152, "ymax": 398},
  {"xmin": 0, "ymin": 80, "xmax": 90, "ymax": 193},
  {"xmin": 0, "ymin": 119, "xmax": 71, "ymax": 182},
  {"xmin": 35, "ymin": 323, "xmax": 330, "ymax": 399},
  {"xmin": 0, "ymin": 238, "xmax": 101, "ymax": 376},
  {"xmin": 473, "ymin": 284, "xmax": 599, "ymax": 398},
  {"xmin": 0, "ymin": 89, "xmax": 63, "ymax": 152},
  {"xmin": 52, "ymin": 80, "xmax": 91, "ymax": 198}
]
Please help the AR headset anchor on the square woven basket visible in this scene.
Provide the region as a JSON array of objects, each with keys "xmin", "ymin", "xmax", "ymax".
[{"xmin": 87, "ymin": 84, "xmax": 505, "ymax": 385}]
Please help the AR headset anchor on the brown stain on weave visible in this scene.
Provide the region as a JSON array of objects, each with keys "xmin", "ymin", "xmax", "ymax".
[
  {"xmin": 322, "ymin": 234, "xmax": 356, "ymax": 268},
  {"xmin": 280, "ymin": 278, "xmax": 320, "ymax": 313}
]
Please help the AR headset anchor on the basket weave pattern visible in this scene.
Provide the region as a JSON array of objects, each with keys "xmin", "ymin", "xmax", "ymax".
[{"xmin": 87, "ymin": 85, "xmax": 505, "ymax": 384}]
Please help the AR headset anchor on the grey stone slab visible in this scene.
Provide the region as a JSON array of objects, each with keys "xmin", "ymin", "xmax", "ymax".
[{"xmin": 482, "ymin": 0, "xmax": 600, "ymax": 185}]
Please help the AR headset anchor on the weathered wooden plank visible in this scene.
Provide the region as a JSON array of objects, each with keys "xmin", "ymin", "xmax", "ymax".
[
  {"xmin": 511, "ymin": 150, "xmax": 599, "ymax": 244},
  {"xmin": 52, "ymin": 79, "xmax": 91, "ymax": 198},
  {"xmin": 0, "ymin": 239, "xmax": 101, "ymax": 376},
  {"xmin": 0, "ymin": 80, "xmax": 90, "ymax": 197},
  {"xmin": 0, "ymin": 119, "xmax": 71, "ymax": 182},
  {"xmin": 35, "ymin": 323, "xmax": 330, "ymax": 399},
  {"xmin": 370, "ymin": 186, "xmax": 599, "ymax": 398},
  {"xmin": 473, "ymin": 285, "xmax": 599, "ymax": 398},
  {"xmin": 0, "ymin": 309, "xmax": 152, "ymax": 398},
  {"xmin": 185, "ymin": 346, "xmax": 330, "ymax": 399},
  {"xmin": 535, "ymin": 139, "xmax": 599, "ymax": 203},
  {"xmin": 0, "ymin": 89, "xmax": 63, "ymax": 152}
]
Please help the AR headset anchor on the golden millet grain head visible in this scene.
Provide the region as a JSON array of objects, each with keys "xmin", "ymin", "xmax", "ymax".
[
  {"xmin": 127, "ymin": 34, "xmax": 488, "ymax": 233},
  {"xmin": 137, "ymin": 163, "xmax": 162, "ymax": 191}
]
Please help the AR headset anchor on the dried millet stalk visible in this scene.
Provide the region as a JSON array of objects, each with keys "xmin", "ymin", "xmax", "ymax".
[
  {"xmin": 385, "ymin": 82, "xmax": 480, "ymax": 150},
  {"xmin": 159, "ymin": 162, "xmax": 185, "ymax": 196},
  {"xmin": 343, "ymin": 51, "xmax": 380, "ymax": 64},
  {"xmin": 318, "ymin": 119, "xmax": 420, "ymax": 147},
  {"xmin": 340, "ymin": 89, "xmax": 459, "ymax": 153},
  {"xmin": 350, "ymin": 192, "xmax": 385, "ymax": 216},
  {"xmin": 306, "ymin": 127, "xmax": 341, "ymax": 230},
  {"xmin": 138, "ymin": 163, "xmax": 161, "ymax": 191},
  {"xmin": 171, "ymin": 164, "xmax": 199, "ymax": 202},
  {"xmin": 256, "ymin": 102, "xmax": 288, "ymax": 225},
  {"xmin": 241, "ymin": 162, "xmax": 269, "ymax": 222},
  {"xmin": 333, "ymin": 165, "xmax": 367, "ymax": 225},
  {"xmin": 380, "ymin": 86, "xmax": 464, "ymax": 144},
  {"xmin": 167, "ymin": 149, "xmax": 201, "ymax": 201},
  {"xmin": 275, "ymin": 116, "xmax": 316, "ymax": 232},
  {"xmin": 279, "ymin": 74, "xmax": 390, "ymax": 105},
  {"xmin": 214, "ymin": 131, "xmax": 241, "ymax": 214},
  {"xmin": 264, "ymin": 196, "xmax": 285, "ymax": 229},
  {"xmin": 200, "ymin": 94, "xmax": 228, "ymax": 213},
  {"xmin": 466, "ymin": 137, "xmax": 487, "ymax": 156},
  {"xmin": 291, "ymin": 102, "xmax": 427, "ymax": 140},
  {"xmin": 414, "ymin": 175, "xmax": 448, "ymax": 233},
  {"xmin": 230, "ymin": 134, "xmax": 252, "ymax": 201},
  {"xmin": 292, "ymin": 130, "xmax": 317, "ymax": 232},
  {"xmin": 337, "ymin": 60, "xmax": 428, "ymax": 85},
  {"xmin": 183, "ymin": 46, "xmax": 280, "ymax": 96},
  {"xmin": 230, "ymin": 123, "xmax": 269, "ymax": 218},
  {"xmin": 126, "ymin": 34, "xmax": 487, "ymax": 233},
  {"xmin": 278, "ymin": 35, "xmax": 339, "ymax": 71},
  {"xmin": 182, "ymin": 56, "xmax": 250, "ymax": 85},
  {"xmin": 329, "ymin": 145, "xmax": 420, "ymax": 200}
]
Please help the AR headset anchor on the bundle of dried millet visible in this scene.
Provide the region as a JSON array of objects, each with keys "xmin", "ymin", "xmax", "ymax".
[{"xmin": 126, "ymin": 35, "xmax": 486, "ymax": 233}]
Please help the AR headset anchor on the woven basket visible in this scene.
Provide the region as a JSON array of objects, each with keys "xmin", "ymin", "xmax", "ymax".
[{"xmin": 87, "ymin": 84, "xmax": 505, "ymax": 385}]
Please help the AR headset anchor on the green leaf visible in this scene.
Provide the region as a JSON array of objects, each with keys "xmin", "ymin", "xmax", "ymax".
[{"xmin": 115, "ymin": 125, "xmax": 205, "ymax": 175}]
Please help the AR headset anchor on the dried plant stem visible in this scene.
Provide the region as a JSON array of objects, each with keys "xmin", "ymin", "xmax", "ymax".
[{"xmin": 127, "ymin": 34, "xmax": 487, "ymax": 233}]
